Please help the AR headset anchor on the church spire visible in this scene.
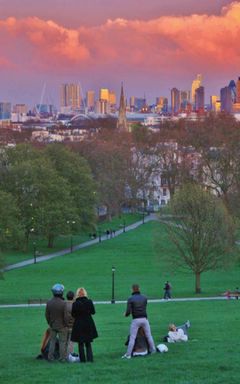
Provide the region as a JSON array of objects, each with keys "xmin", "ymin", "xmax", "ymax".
[{"xmin": 117, "ymin": 83, "xmax": 128, "ymax": 132}]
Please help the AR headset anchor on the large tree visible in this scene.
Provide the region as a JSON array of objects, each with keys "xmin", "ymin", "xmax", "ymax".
[
  {"xmin": 0, "ymin": 144, "xmax": 96, "ymax": 248},
  {"xmin": 163, "ymin": 183, "xmax": 235, "ymax": 293}
]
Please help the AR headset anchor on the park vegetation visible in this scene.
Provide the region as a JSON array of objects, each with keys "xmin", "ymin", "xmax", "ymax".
[{"xmin": 1, "ymin": 113, "xmax": 240, "ymax": 289}]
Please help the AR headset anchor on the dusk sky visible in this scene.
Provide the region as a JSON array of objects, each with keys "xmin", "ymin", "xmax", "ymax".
[{"xmin": 0, "ymin": 0, "xmax": 239, "ymax": 107}]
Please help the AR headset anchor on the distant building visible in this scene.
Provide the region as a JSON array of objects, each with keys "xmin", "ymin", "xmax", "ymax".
[
  {"xmin": 117, "ymin": 83, "xmax": 128, "ymax": 132},
  {"xmin": 0, "ymin": 102, "xmax": 11, "ymax": 120},
  {"xmin": 180, "ymin": 90, "xmax": 190, "ymax": 111},
  {"xmin": 236, "ymin": 77, "xmax": 240, "ymax": 103},
  {"xmin": 99, "ymin": 88, "xmax": 109, "ymax": 102},
  {"xmin": 12, "ymin": 104, "xmax": 28, "ymax": 114},
  {"xmin": 86, "ymin": 90, "xmax": 95, "ymax": 111},
  {"xmin": 210, "ymin": 96, "xmax": 220, "ymax": 112},
  {"xmin": 220, "ymin": 80, "xmax": 236, "ymax": 113},
  {"xmin": 156, "ymin": 97, "xmax": 168, "ymax": 113},
  {"xmin": 191, "ymin": 74, "xmax": 202, "ymax": 104},
  {"xmin": 195, "ymin": 86, "xmax": 205, "ymax": 112},
  {"xmin": 60, "ymin": 83, "xmax": 81, "ymax": 112},
  {"xmin": 171, "ymin": 88, "xmax": 180, "ymax": 114},
  {"xmin": 129, "ymin": 96, "xmax": 146, "ymax": 112}
]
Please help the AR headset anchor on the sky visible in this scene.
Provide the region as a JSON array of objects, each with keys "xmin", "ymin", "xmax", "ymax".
[{"xmin": 0, "ymin": 0, "xmax": 239, "ymax": 107}]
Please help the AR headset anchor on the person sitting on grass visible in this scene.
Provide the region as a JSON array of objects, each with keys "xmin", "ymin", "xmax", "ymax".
[
  {"xmin": 163, "ymin": 321, "xmax": 190, "ymax": 343},
  {"xmin": 125, "ymin": 327, "xmax": 149, "ymax": 357}
]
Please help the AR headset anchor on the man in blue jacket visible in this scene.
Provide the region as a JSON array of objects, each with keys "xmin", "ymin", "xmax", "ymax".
[{"xmin": 122, "ymin": 284, "xmax": 156, "ymax": 359}]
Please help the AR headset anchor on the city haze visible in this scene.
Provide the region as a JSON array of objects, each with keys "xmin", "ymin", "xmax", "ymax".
[{"xmin": 0, "ymin": 0, "xmax": 239, "ymax": 106}]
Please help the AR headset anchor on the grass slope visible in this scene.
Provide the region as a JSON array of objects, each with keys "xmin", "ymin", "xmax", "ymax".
[{"xmin": 1, "ymin": 221, "xmax": 239, "ymax": 304}]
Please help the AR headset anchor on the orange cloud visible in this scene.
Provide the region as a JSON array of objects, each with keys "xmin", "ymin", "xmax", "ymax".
[{"xmin": 0, "ymin": 1, "xmax": 239, "ymax": 75}]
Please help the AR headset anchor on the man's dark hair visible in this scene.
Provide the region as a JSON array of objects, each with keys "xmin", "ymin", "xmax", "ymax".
[
  {"xmin": 132, "ymin": 284, "xmax": 140, "ymax": 292},
  {"xmin": 66, "ymin": 290, "xmax": 74, "ymax": 300}
]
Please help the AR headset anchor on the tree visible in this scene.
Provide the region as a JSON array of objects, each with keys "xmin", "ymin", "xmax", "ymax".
[
  {"xmin": 43, "ymin": 144, "xmax": 96, "ymax": 231},
  {"xmin": 0, "ymin": 190, "xmax": 24, "ymax": 275},
  {"xmin": 3, "ymin": 157, "xmax": 76, "ymax": 248},
  {"xmin": 163, "ymin": 183, "xmax": 235, "ymax": 293}
]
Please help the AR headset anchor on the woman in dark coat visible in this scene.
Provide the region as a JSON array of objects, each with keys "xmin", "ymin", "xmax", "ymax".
[{"xmin": 71, "ymin": 287, "xmax": 98, "ymax": 362}]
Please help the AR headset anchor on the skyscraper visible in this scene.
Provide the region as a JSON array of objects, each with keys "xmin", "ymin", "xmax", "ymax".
[
  {"xmin": 220, "ymin": 86, "xmax": 232, "ymax": 113},
  {"xmin": 171, "ymin": 88, "xmax": 180, "ymax": 114},
  {"xmin": 60, "ymin": 83, "xmax": 81, "ymax": 112},
  {"xmin": 99, "ymin": 88, "xmax": 109, "ymax": 102},
  {"xmin": 210, "ymin": 96, "xmax": 221, "ymax": 112},
  {"xmin": 195, "ymin": 86, "xmax": 205, "ymax": 112},
  {"xmin": 117, "ymin": 83, "xmax": 128, "ymax": 132},
  {"xmin": 191, "ymin": 74, "xmax": 202, "ymax": 104},
  {"xmin": 236, "ymin": 77, "xmax": 240, "ymax": 103},
  {"xmin": 86, "ymin": 90, "xmax": 95, "ymax": 111}
]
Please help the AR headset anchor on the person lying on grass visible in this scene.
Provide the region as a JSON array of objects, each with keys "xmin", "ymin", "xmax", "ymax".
[{"xmin": 163, "ymin": 321, "xmax": 190, "ymax": 343}]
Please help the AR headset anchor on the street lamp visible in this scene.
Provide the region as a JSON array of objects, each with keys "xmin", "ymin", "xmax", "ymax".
[
  {"xmin": 33, "ymin": 241, "xmax": 37, "ymax": 264},
  {"xmin": 67, "ymin": 220, "xmax": 76, "ymax": 253},
  {"xmin": 111, "ymin": 266, "xmax": 116, "ymax": 304},
  {"xmin": 98, "ymin": 228, "xmax": 102, "ymax": 243}
]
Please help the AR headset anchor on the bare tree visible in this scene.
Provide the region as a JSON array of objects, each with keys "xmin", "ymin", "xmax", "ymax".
[{"xmin": 162, "ymin": 183, "xmax": 235, "ymax": 293}]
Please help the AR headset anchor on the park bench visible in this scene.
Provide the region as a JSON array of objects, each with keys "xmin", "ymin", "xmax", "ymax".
[
  {"xmin": 28, "ymin": 298, "xmax": 48, "ymax": 305},
  {"xmin": 222, "ymin": 291, "xmax": 240, "ymax": 299}
]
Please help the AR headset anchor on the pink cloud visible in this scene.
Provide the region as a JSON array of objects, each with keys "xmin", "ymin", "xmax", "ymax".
[{"xmin": 0, "ymin": 1, "xmax": 240, "ymax": 76}]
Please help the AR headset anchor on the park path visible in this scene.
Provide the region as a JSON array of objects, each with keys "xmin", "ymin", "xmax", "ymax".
[
  {"xmin": 3, "ymin": 214, "xmax": 158, "ymax": 272},
  {"xmin": 0, "ymin": 296, "xmax": 230, "ymax": 309}
]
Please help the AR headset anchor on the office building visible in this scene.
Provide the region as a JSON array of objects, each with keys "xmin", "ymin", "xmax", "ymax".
[
  {"xmin": 86, "ymin": 90, "xmax": 95, "ymax": 111},
  {"xmin": 210, "ymin": 96, "xmax": 221, "ymax": 112},
  {"xmin": 180, "ymin": 90, "xmax": 190, "ymax": 110},
  {"xmin": 99, "ymin": 88, "xmax": 109, "ymax": 102},
  {"xmin": 0, "ymin": 102, "xmax": 11, "ymax": 120},
  {"xmin": 191, "ymin": 74, "xmax": 202, "ymax": 104},
  {"xmin": 195, "ymin": 86, "xmax": 205, "ymax": 112},
  {"xmin": 156, "ymin": 97, "xmax": 168, "ymax": 113},
  {"xmin": 171, "ymin": 88, "xmax": 180, "ymax": 114},
  {"xmin": 60, "ymin": 83, "xmax": 81, "ymax": 112},
  {"xmin": 236, "ymin": 77, "xmax": 240, "ymax": 103}
]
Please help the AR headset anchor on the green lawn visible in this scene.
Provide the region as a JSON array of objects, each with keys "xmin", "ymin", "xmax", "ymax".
[
  {"xmin": 3, "ymin": 213, "xmax": 143, "ymax": 266},
  {"xmin": 1, "ymin": 220, "xmax": 240, "ymax": 383},
  {"xmin": 1, "ymin": 300, "xmax": 240, "ymax": 384},
  {"xmin": 1, "ymin": 221, "xmax": 239, "ymax": 305}
]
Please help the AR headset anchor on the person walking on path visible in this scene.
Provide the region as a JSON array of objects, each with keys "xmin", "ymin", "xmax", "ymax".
[
  {"xmin": 45, "ymin": 283, "xmax": 68, "ymax": 362},
  {"xmin": 122, "ymin": 284, "xmax": 156, "ymax": 359},
  {"xmin": 71, "ymin": 287, "xmax": 98, "ymax": 363},
  {"xmin": 163, "ymin": 281, "xmax": 172, "ymax": 300}
]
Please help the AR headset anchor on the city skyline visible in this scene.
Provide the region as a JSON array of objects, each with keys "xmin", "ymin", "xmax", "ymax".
[{"xmin": 0, "ymin": 0, "xmax": 239, "ymax": 106}]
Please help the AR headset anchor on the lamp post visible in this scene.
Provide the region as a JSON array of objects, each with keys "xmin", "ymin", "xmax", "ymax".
[
  {"xmin": 33, "ymin": 241, "xmax": 37, "ymax": 264},
  {"xmin": 98, "ymin": 229, "xmax": 102, "ymax": 243},
  {"xmin": 67, "ymin": 220, "xmax": 76, "ymax": 253},
  {"xmin": 111, "ymin": 266, "xmax": 115, "ymax": 304}
]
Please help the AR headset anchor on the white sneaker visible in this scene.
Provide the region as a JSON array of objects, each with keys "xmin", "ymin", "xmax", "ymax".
[
  {"xmin": 121, "ymin": 354, "xmax": 131, "ymax": 359},
  {"xmin": 185, "ymin": 320, "xmax": 191, "ymax": 328}
]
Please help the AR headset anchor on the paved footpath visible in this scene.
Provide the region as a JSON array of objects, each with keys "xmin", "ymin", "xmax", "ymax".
[
  {"xmin": 0, "ymin": 296, "xmax": 229, "ymax": 309},
  {"xmin": 3, "ymin": 214, "xmax": 157, "ymax": 272}
]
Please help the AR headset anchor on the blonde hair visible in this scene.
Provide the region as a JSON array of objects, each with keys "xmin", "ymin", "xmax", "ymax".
[
  {"xmin": 76, "ymin": 287, "xmax": 88, "ymax": 298},
  {"xmin": 168, "ymin": 323, "xmax": 176, "ymax": 331}
]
